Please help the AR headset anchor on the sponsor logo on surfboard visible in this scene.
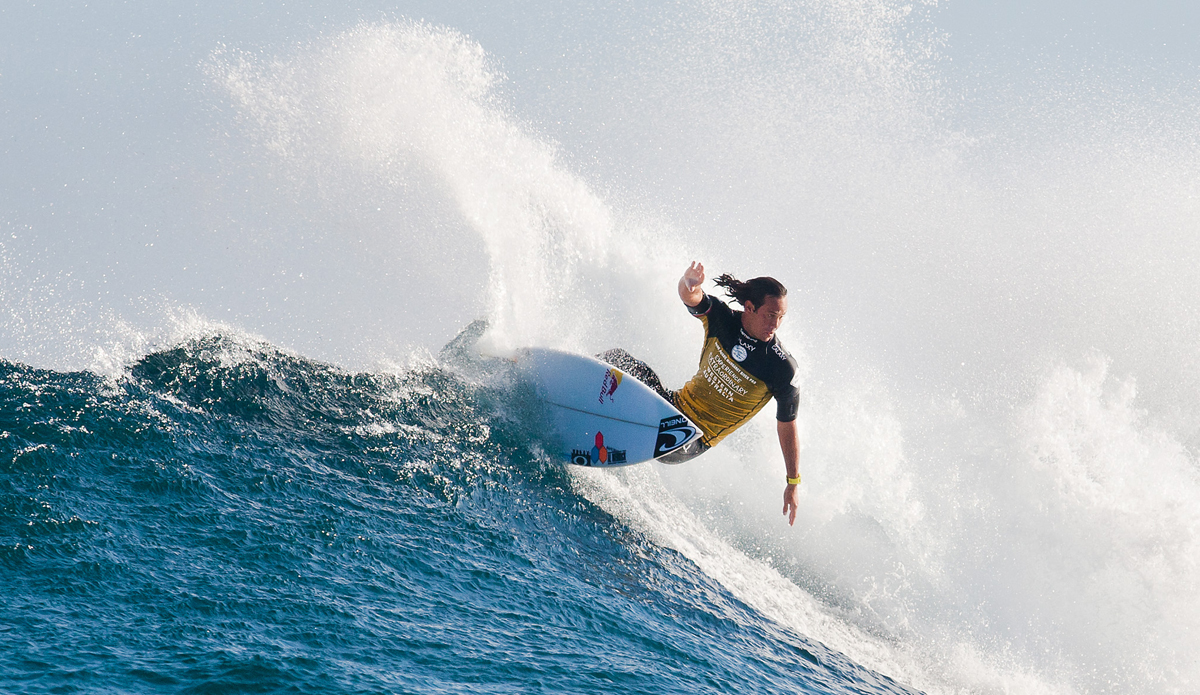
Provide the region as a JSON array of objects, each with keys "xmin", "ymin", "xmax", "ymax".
[
  {"xmin": 571, "ymin": 431, "xmax": 626, "ymax": 466},
  {"xmin": 598, "ymin": 368, "xmax": 623, "ymax": 404},
  {"xmin": 655, "ymin": 415, "xmax": 698, "ymax": 456}
]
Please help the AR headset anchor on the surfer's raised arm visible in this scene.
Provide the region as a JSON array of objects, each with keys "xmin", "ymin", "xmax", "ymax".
[{"xmin": 678, "ymin": 261, "xmax": 706, "ymax": 307}]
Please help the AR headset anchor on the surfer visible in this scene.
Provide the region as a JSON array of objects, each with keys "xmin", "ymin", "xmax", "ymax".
[{"xmin": 599, "ymin": 262, "xmax": 801, "ymax": 525}]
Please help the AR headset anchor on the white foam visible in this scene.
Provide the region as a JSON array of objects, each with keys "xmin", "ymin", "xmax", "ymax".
[{"xmin": 208, "ymin": 22, "xmax": 681, "ymax": 356}]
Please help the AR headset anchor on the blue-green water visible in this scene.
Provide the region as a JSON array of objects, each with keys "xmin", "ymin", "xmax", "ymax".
[{"xmin": 1, "ymin": 335, "xmax": 917, "ymax": 694}]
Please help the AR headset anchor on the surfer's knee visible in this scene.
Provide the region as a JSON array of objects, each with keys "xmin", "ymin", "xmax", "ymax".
[{"xmin": 596, "ymin": 348, "xmax": 634, "ymax": 364}]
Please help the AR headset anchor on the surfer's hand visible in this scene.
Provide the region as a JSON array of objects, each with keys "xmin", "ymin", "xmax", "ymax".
[
  {"xmin": 682, "ymin": 261, "xmax": 705, "ymax": 291},
  {"xmin": 679, "ymin": 262, "xmax": 706, "ymax": 306},
  {"xmin": 783, "ymin": 484, "xmax": 800, "ymax": 526}
]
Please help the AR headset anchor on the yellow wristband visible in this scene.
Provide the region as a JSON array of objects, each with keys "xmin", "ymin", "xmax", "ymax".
[{"xmin": 786, "ymin": 476, "xmax": 801, "ymax": 485}]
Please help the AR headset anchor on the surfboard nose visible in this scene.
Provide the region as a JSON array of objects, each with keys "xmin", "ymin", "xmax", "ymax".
[{"xmin": 515, "ymin": 347, "xmax": 699, "ymax": 467}]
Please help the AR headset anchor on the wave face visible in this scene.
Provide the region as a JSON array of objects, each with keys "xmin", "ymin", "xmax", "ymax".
[
  {"xmin": 1, "ymin": 338, "xmax": 916, "ymax": 694},
  {"xmin": 4, "ymin": 1, "xmax": 1200, "ymax": 693}
]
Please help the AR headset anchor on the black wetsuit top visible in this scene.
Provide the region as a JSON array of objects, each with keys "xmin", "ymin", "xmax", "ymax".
[{"xmin": 675, "ymin": 294, "xmax": 799, "ymax": 446}]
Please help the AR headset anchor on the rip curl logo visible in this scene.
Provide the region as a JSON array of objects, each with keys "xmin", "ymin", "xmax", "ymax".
[
  {"xmin": 599, "ymin": 368, "xmax": 623, "ymax": 404},
  {"xmin": 731, "ymin": 344, "xmax": 748, "ymax": 362},
  {"xmin": 655, "ymin": 415, "xmax": 699, "ymax": 456}
]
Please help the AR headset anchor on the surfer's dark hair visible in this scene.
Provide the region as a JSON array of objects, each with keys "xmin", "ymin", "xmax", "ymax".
[{"xmin": 713, "ymin": 273, "xmax": 787, "ymax": 308}]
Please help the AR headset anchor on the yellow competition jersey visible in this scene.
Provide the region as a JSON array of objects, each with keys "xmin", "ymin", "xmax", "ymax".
[{"xmin": 674, "ymin": 295, "xmax": 799, "ymax": 447}]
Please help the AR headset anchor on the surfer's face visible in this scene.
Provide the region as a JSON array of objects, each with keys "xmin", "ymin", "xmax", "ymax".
[{"xmin": 742, "ymin": 295, "xmax": 787, "ymax": 341}]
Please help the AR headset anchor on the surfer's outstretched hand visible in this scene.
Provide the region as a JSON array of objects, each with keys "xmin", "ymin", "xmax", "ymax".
[
  {"xmin": 683, "ymin": 261, "xmax": 705, "ymax": 290},
  {"xmin": 679, "ymin": 261, "xmax": 706, "ymax": 306},
  {"xmin": 783, "ymin": 484, "xmax": 800, "ymax": 526}
]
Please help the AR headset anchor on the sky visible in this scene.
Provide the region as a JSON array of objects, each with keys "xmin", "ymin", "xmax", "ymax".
[
  {"xmin": 937, "ymin": 0, "xmax": 1200, "ymax": 66},
  {"xmin": 1, "ymin": 0, "xmax": 1197, "ymax": 370}
]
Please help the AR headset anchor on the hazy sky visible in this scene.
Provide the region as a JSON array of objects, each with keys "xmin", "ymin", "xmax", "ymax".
[
  {"xmin": 936, "ymin": 0, "xmax": 1200, "ymax": 68},
  {"xmin": 1, "ymin": 0, "xmax": 1197, "ymax": 369}
]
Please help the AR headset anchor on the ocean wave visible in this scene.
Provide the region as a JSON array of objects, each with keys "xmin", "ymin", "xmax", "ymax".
[{"xmin": 1, "ymin": 334, "xmax": 918, "ymax": 694}]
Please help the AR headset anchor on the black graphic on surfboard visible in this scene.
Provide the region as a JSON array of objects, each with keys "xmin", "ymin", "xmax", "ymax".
[{"xmin": 655, "ymin": 415, "xmax": 698, "ymax": 457}]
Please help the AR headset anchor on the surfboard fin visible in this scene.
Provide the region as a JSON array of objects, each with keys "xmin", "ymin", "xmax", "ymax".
[{"xmin": 438, "ymin": 318, "xmax": 490, "ymax": 365}]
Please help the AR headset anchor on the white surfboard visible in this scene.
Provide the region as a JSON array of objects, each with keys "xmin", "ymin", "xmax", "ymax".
[{"xmin": 514, "ymin": 348, "xmax": 700, "ymax": 467}]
